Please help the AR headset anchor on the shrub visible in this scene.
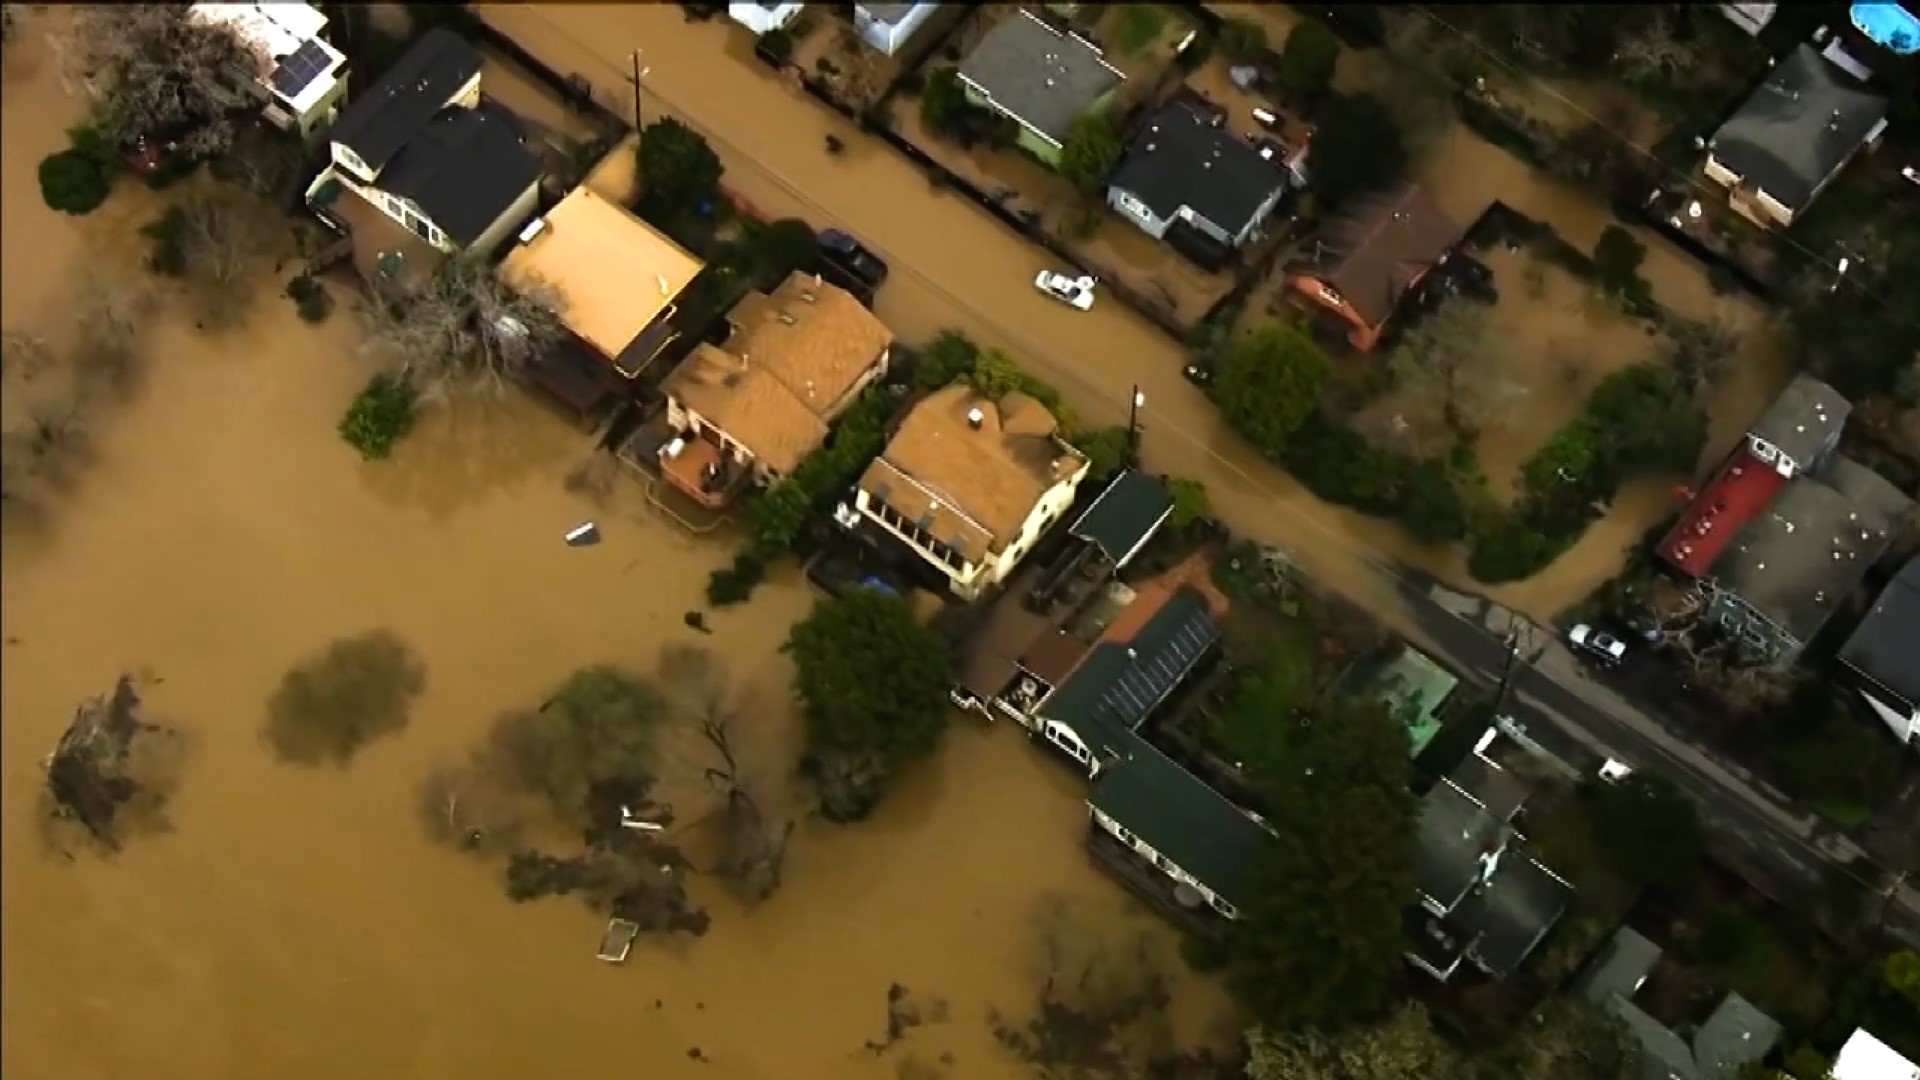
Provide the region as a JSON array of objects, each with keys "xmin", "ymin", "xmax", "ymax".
[
  {"xmin": 286, "ymin": 275, "xmax": 333, "ymax": 323},
  {"xmin": 338, "ymin": 374, "xmax": 419, "ymax": 461},
  {"xmin": 38, "ymin": 150, "xmax": 111, "ymax": 215},
  {"xmin": 140, "ymin": 206, "xmax": 190, "ymax": 277},
  {"xmin": 706, "ymin": 552, "xmax": 767, "ymax": 607},
  {"xmin": 142, "ymin": 153, "xmax": 199, "ymax": 191},
  {"xmin": 1277, "ymin": 19, "xmax": 1341, "ymax": 96},
  {"xmin": 1115, "ymin": 4, "xmax": 1167, "ymax": 56},
  {"xmin": 65, "ymin": 124, "xmax": 120, "ymax": 171},
  {"xmin": 1217, "ymin": 16, "xmax": 1267, "ymax": 61},
  {"xmin": 1468, "ymin": 514, "xmax": 1564, "ymax": 583}
]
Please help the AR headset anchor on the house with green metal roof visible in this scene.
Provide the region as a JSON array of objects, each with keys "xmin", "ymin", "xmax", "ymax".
[
  {"xmin": 1071, "ymin": 470, "xmax": 1173, "ymax": 570},
  {"xmin": 1340, "ymin": 644, "xmax": 1459, "ymax": 759},
  {"xmin": 1087, "ymin": 732, "xmax": 1272, "ymax": 918},
  {"xmin": 1580, "ymin": 927, "xmax": 1783, "ymax": 1080}
]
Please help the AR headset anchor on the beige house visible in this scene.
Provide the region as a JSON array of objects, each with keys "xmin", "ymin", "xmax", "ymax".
[
  {"xmin": 191, "ymin": 1, "xmax": 348, "ymax": 141},
  {"xmin": 850, "ymin": 386, "xmax": 1090, "ymax": 600},
  {"xmin": 500, "ymin": 186, "xmax": 705, "ymax": 379},
  {"xmin": 305, "ymin": 29, "xmax": 541, "ymax": 285},
  {"xmin": 658, "ymin": 273, "xmax": 894, "ymax": 507}
]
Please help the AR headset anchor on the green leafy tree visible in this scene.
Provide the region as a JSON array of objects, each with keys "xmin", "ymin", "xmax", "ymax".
[
  {"xmin": 785, "ymin": 590, "xmax": 953, "ymax": 821},
  {"xmin": 1585, "ymin": 364, "xmax": 1706, "ymax": 475},
  {"xmin": 1246, "ymin": 1003, "xmax": 1466, "ymax": 1080},
  {"xmin": 743, "ymin": 217, "xmax": 818, "ymax": 287},
  {"xmin": 746, "ymin": 481, "xmax": 813, "ymax": 556},
  {"xmin": 38, "ymin": 150, "xmax": 111, "ymax": 215},
  {"xmin": 1886, "ymin": 949, "xmax": 1920, "ymax": 1009},
  {"xmin": 1592, "ymin": 226, "xmax": 1647, "ymax": 295},
  {"xmin": 1215, "ymin": 324, "xmax": 1330, "ymax": 456},
  {"xmin": 489, "ymin": 666, "xmax": 667, "ymax": 816},
  {"xmin": 1583, "ymin": 774, "xmax": 1704, "ymax": 889},
  {"xmin": 264, "ymin": 631, "xmax": 426, "ymax": 766},
  {"xmin": 1399, "ymin": 458, "xmax": 1467, "ymax": 544},
  {"xmin": 1489, "ymin": 997, "xmax": 1640, "ymax": 1080},
  {"xmin": 1229, "ymin": 697, "xmax": 1416, "ymax": 1030},
  {"xmin": 1305, "ymin": 94, "xmax": 1408, "ymax": 207},
  {"xmin": 1072, "ymin": 425, "xmax": 1132, "ymax": 481},
  {"xmin": 1277, "ymin": 19, "xmax": 1341, "ymax": 96},
  {"xmin": 338, "ymin": 374, "xmax": 419, "ymax": 461},
  {"xmin": 919, "ymin": 66, "xmax": 969, "ymax": 135},
  {"xmin": 1167, "ymin": 476, "xmax": 1211, "ymax": 531},
  {"xmin": 1217, "ymin": 17, "xmax": 1267, "ymax": 62},
  {"xmin": 1468, "ymin": 512, "xmax": 1562, "ymax": 584},
  {"xmin": 1522, "ymin": 419, "xmax": 1603, "ymax": 496},
  {"xmin": 638, "ymin": 117, "xmax": 724, "ymax": 218},
  {"xmin": 968, "ymin": 347, "xmax": 1024, "ymax": 400},
  {"xmin": 914, "ymin": 328, "xmax": 981, "ymax": 388},
  {"xmin": 1059, "ymin": 110, "xmax": 1123, "ymax": 194}
]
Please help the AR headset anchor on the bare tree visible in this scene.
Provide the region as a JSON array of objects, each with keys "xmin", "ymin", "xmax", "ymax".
[
  {"xmin": 1614, "ymin": 13, "xmax": 1699, "ymax": 89},
  {"xmin": 1386, "ymin": 296, "xmax": 1522, "ymax": 441},
  {"xmin": 70, "ymin": 274, "xmax": 154, "ymax": 395},
  {"xmin": 415, "ymin": 760, "xmax": 530, "ymax": 855},
  {"xmin": 41, "ymin": 676, "xmax": 186, "ymax": 856},
  {"xmin": 53, "ymin": 4, "xmax": 262, "ymax": 158},
  {"xmin": 1663, "ymin": 311, "xmax": 1741, "ymax": 388},
  {"xmin": 656, "ymin": 642, "xmax": 795, "ymax": 904},
  {"xmin": 360, "ymin": 259, "xmax": 567, "ymax": 400},
  {"xmin": 172, "ymin": 192, "xmax": 276, "ymax": 329}
]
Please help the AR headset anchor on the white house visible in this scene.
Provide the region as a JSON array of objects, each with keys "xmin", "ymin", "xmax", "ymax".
[
  {"xmin": 728, "ymin": 2, "xmax": 805, "ymax": 36},
  {"xmin": 847, "ymin": 385, "xmax": 1089, "ymax": 600},
  {"xmin": 304, "ymin": 29, "xmax": 542, "ymax": 285},
  {"xmin": 853, "ymin": 2, "xmax": 941, "ymax": 55},
  {"xmin": 190, "ymin": 1, "xmax": 347, "ymax": 141},
  {"xmin": 1833, "ymin": 1028, "xmax": 1919, "ymax": 1080}
]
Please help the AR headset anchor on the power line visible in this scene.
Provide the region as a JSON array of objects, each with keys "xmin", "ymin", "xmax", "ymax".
[{"xmin": 500, "ymin": 7, "xmax": 1902, "ymax": 896}]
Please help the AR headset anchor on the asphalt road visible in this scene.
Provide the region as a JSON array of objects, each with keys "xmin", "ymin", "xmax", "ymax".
[{"xmin": 480, "ymin": 4, "xmax": 1918, "ymax": 926}]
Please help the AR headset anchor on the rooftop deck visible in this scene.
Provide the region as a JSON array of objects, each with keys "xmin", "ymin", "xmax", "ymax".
[
  {"xmin": 657, "ymin": 433, "xmax": 749, "ymax": 509},
  {"xmin": 1658, "ymin": 446, "xmax": 1790, "ymax": 578}
]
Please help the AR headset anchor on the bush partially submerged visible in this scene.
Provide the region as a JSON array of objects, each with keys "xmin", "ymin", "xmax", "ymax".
[
  {"xmin": 338, "ymin": 373, "xmax": 419, "ymax": 461},
  {"xmin": 38, "ymin": 149, "xmax": 111, "ymax": 215},
  {"xmin": 42, "ymin": 676, "xmax": 185, "ymax": 855},
  {"xmin": 286, "ymin": 275, "xmax": 333, "ymax": 323},
  {"xmin": 263, "ymin": 630, "xmax": 426, "ymax": 766}
]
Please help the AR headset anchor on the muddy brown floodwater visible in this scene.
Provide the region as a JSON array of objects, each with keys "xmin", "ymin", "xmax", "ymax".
[{"xmin": 0, "ymin": 20, "xmax": 1231, "ymax": 1080}]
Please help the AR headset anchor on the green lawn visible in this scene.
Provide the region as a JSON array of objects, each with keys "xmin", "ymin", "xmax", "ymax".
[{"xmin": 1112, "ymin": 4, "xmax": 1168, "ymax": 56}]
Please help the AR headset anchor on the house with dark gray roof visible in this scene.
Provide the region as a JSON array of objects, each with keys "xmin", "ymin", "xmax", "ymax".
[
  {"xmin": 1840, "ymin": 556, "xmax": 1920, "ymax": 748},
  {"xmin": 305, "ymin": 29, "xmax": 541, "ymax": 286},
  {"xmin": 1106, "ymin": 96, "xmax": 1292, "ymax": 264},
  {"xmin": 956, "ymin": 9, "xmax": 1124, "ymax": 166},
  {"xmin": 1704, "ymin": 44, "xmax": 1890, "ymax": 228},
  {"xmin": 1581, "ymin": 928, "xmax": 1784, "ymax": 1080},
  {"xmin": 1406, "ymin": 736, "xmax": 1572, "ymax": 981}
]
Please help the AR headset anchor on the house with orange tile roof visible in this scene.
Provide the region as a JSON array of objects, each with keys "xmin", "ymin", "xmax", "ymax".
[
  {"xmin": 850, "ymin": 384, "xmax": 1090, "ymax": 600},
  {"xmin": 656, "ymin": 271, "xmax": 894, "ymax": 508}
]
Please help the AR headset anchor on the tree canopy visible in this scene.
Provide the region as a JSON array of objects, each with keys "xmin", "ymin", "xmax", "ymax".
[
  {"xmin": 1583, "ymin": 363, "xmax": 1706, "ymax": 476},
  {"xmin": 1228, "ymin": 696, "xmax": 1417, "ymax": 1030},
  {"xmin": 1277, "ymin": 19, "xmax": 1341, "ymax": 96},
  {"xmin": 487, "ymin": 665, "xmax": 666, "ymax": 818},
  {"xmin": 360, "ymin": 258, "xmax": 566, "ymax": 399},
  {"xmin": 54, "ymin": 4, "xmax": 260, "ymax": 159},
  {"xmin": 1304, "ymin": 93, "xmax": 1408, "ymax": 208},
  {"xmin": 785, "ymin": 589, "xmax": 953, "ymax": 821},
  {"xmin": 638, "ymin": 117, "xmax": 724, "ymax": 218},
  {"xmin": 1583, "ymin": 774, "xmax": 1704, "ymax": 890},
  {"xmin": 263, "ymin": 631, "xmax": 426, "ymax": 767},
  {"xmin": 1214, "ymin": 324, "xmax": 1331, "ymax": 456},
  {"xmin": 1059, "ymin": 110, "xmax": 1123, "ymax": 195},
  {"xmin": 1247, "ymin": 1004, "xmax": 1466, "ymax": 1080}
]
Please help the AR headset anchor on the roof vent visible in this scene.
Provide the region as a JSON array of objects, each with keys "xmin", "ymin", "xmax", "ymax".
[
  {"xmin": 778, "ymin": 312, "xmax": 797, "ymax": 326},
  {"xmin": 517, "ymin": 217, "xmax": 548, "ymax": 244},
  {"xmin": 799, "ymin": 290, "xmax": 817, "ymax": 304},
  {"xmin": 966, "ymin": 407, "xmax": 985, "ymax": 429},
  {"xmin": 657, "ymin": 273, "xmax": 671, "ymax": 297}
]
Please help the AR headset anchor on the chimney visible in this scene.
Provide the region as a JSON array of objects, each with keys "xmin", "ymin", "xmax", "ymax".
[
  {"xmin": 778, "ymin": 311, "xmax": 797, "ymax": 325},
  {"xmin": 966, "ymin": 407, "xmax": 985, "ymax": 429}
]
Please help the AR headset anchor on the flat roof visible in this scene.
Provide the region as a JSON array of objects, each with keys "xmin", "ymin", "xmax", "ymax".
[
  {"xmin": 1833, "ymin": 1028, "xmax": 1920, "ymax": 1080},
  {"xmin": 501, "ymin": 187, "xmax": 705, "ymax": 361},
  {"xmin": 1840, "ymin": 556, "xmax": 1920, "ymax": 710}
]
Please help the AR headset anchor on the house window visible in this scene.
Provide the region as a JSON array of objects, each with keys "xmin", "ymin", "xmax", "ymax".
[
  {"xmin": 1320, "ymin": 284, "xmax": 1346, "ymax": 306},
  {"xmin": 1155, "ymin": 854, "xmax": 1174, "ymax": 873},
  {"xmin": 1211, "ymin": 896, "xmax": 1237, "ymax": 918},
  {"xmin": 1113, "ymin": 825, "xmax": 1135, "ymax": 845}
]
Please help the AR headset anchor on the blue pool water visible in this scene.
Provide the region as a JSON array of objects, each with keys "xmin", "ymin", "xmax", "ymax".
[{"xmin": 1851, "ymin": 1, "xmax": 1920, "ymax": 54}]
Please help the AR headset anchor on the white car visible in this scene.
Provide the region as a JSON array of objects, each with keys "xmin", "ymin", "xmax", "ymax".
[
  {"xmin": 1035, "ymin": 270, "xmax": 1097, "ymax": 311},
  {"xmin": 1567, "ymin": 623, "xmax": 1628, "ymax": 666}
]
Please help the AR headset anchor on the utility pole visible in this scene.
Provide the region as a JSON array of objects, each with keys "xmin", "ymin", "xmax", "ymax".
[
  {"xmin": 1491, "ymin": 623, "xmax": 1525, "ymax": 718},
  {"xmin": 1125, "ymin": 386, "xmax": 1145, "ymax": 464},
  {"xmin": 628, "ymin": 50, "xmax": 647, "ymax": 130}
]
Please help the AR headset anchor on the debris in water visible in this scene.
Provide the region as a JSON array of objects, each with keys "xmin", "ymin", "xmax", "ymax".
[
  {"xmin": 683, "ymin": 610, "xmax": 711, "ymax": 634},
  {"xmin": 597, "ymin": 917, "xmax": 640, "ymax": 963},
  {"xmin": 565, "ymin": 522, "xmax": 600, "ymax": 547}
]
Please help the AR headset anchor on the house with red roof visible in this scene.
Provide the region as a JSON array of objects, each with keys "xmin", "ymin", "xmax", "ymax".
[{"xmin": 1657, "ymin": 375, "xmax": 1911, "ymax": 665}]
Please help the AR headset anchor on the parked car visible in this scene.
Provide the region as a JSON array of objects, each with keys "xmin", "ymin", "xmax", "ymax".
[
  {"xmin": 1567, "ymin": 623, "xmax": 1628, "ymax": 666},
  {"xmin": 1034, "ymin": 270, "xmax": 1096, "ymax": 311},
  {"xmin": 816, "ymin": 228, "xmax": 888, "ymax": 290}
]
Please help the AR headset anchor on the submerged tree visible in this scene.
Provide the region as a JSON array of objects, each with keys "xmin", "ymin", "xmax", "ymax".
[
  {"xmin": 53, "ymin": 4, "xmax": 261, "ymax": 159},
  {"xmin": 263, "ymin": 630, "xmax": 426, "ymax": 766},
  {"xmin": 359, "ymin": 258, "xmax": 566, "ymax": 400},
  {"xmin": 43, "ymin": 676, "xmax": 186, "ymax": 855},
  {"xmin": 1247, "ymin": 1003, "xmax": 1467, "ymax": 1080},
  {"xmin": 657, "ymin": 642, "xmax": 794, "ymax": 904}
]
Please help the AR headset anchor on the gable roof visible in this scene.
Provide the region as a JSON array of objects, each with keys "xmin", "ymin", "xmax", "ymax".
[
  {"xmin": 376, "ymin": 100, "xmax": 541, "ymax": 247},
  {"xmin": 724, "ymin": 272, "xmax": 896, "ymax": 412},
  {"xmin": 1582, "ymin": 928, "xmax": 1784, "ymax": 1080},
  {"xmin": 662, "ymin": 346, "xmax": 830, "ymax": 475},
  {"xmin": 1299, "ymin": 183, "xmax": 1462, "ymax": 327},
  {"xmin": 1071, "ymin": 469, "xmax": 1173, "ymax": 567},
  {"xmin": 1089, "ymin": 733, "xmax": 1272, "ymax": 910},
  {"xmin": 330, "ymin": 28, "xmax": 481, "ymax": 172},
  {"xmin": 1452, "ymin": 853, "xmax": 1573, "ymax": 978},
  {"xmin": 1840, "ymin": 556, "xmax": 1920, "ymax": 709},
  {"xmin": 1040, "ymin": 588, "xmax": 1221, "ymax": 753},
  {"xmin": 1693, "ymin": 994, "xmax": 1783, "ymax": 1080},
  {"xmin": 500, "ymin": 186, "xmax": 705, "ymax": 361},
  {"xmin": 957, "ymin": 9, "xmax": 1124, "ymax": 146},
  {"xmin": 1109, "ymin": 98, "xmax": 1290, "ymax": 236},
  {"xmin": 859, "ymin": 385, "xmax": 1087, "ymax": 561},
  {"xmin": 1581, "ymin": 927, "xmax": 1665, "ymax": 1003},
  {"xmin": 1415, "ymin": 778, "xmax": 1511, "ymax": 913},
  {"xmin": 1710, "ymin": 44, "xmax": 1889, "ymax": 213}
]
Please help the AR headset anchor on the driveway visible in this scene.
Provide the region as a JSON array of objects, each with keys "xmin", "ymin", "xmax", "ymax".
[{"xmin": 483, "ymin": 4, "xmax": 1919, "ymax": 926}]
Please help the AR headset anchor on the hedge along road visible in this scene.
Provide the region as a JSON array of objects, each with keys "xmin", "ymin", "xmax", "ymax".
[{"xmin": 489, "ymin": 6, "xmax": 1593, "ymax": 622}]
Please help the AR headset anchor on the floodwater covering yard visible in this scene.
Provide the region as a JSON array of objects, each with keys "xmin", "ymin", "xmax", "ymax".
[{"xmin": 0, "ymin": 17, "xmax": 1232, "ymax": 1080}]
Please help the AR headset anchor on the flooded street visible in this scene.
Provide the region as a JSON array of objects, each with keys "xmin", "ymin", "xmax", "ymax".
[{"xmin": 1, "ymin": 24, "xmax": 1231, "ymax": 1080}]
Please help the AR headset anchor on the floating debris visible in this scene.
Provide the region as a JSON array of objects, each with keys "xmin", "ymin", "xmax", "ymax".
[
  {"xmin": 597, "ymin": 917, "xmax": 640, "ymax": 963},
  {"xmin": 565, "ymin": 522, "xmax": 600, "ymax": 547}
]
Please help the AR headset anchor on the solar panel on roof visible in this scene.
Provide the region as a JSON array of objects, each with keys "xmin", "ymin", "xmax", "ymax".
[
  {"xmin": 272, "ymin": 39, "xmax": 334, "ymax": 100},
  {"xmin": 1096, "ymin": 607, "xmax": 1220, "ymax": 730}
]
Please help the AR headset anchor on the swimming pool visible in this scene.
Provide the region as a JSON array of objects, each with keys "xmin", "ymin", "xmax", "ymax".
[{"xmin": 1851, "ymin": 1, "xmax": 1920, "ymax": 54}]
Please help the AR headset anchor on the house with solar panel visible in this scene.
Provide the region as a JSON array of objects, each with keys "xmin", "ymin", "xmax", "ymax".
[
  {"xmin": 304, "ymin": 29, "xmax": 542, "ymax": 287},
  {"xmin": 191, "ymin": 2, "xmax": 349, "ymax": 142}
]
